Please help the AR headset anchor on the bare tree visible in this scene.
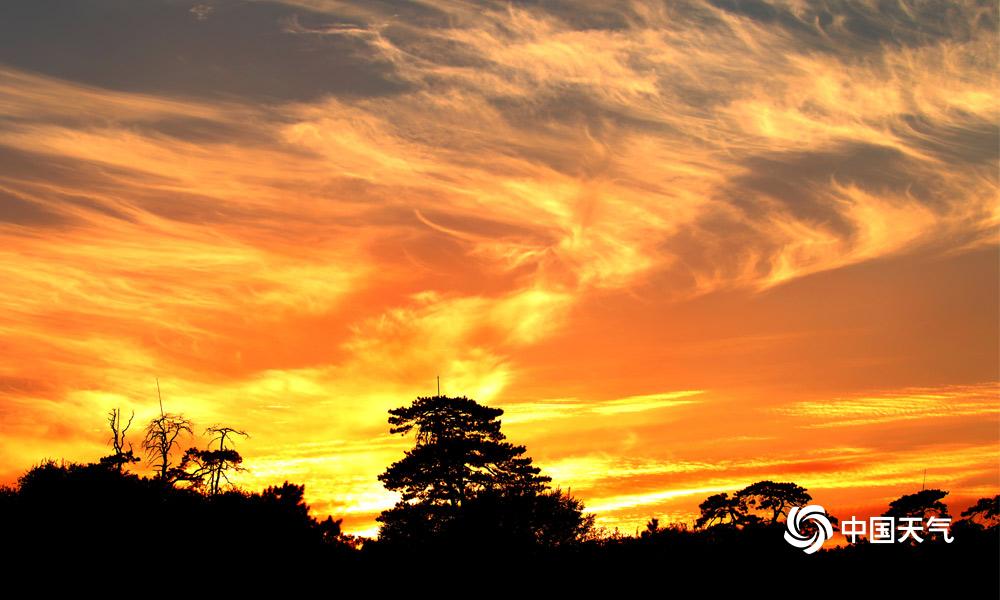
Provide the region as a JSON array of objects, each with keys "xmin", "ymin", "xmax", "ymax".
[
  {"xmin": 143, "ymin": 414, "xmax": 193, "ymax": 481},
  {"xmin": 99, "ymin": 408, "xmax": 139, "ymax": 473},
  {"xmin": 142, "ymin": 381, "xmax": 193, "ymax": 482}
]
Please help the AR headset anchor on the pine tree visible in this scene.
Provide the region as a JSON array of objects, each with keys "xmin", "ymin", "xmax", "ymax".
[{"xmin": 376, "ymin": 394, "xmax": 592, "ymax": 548}]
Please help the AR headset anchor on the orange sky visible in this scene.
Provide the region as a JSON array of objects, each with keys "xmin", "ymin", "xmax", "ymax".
[{"xmin": 0, "ymin": 0, "xmax": 997, "ymax": 536}]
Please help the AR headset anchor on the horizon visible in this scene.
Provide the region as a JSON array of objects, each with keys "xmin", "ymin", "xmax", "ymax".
[{"xmin": 0, "ymin": 0, "xmax": 997, "ymax": 538}]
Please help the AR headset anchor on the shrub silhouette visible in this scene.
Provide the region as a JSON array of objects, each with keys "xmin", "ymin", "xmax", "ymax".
[{"xmin": 2, "ymin": 460, "xmax": 354, "ymax": 570}]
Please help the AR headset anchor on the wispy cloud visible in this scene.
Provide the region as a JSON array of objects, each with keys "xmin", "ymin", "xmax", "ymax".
[
  {"xmin": 0, "ymin": 0, "xmax": 995, "ymax": 534},
  {"xmin": 500, "ymin": 390, "xmax": 703, "ymax": 423},
  {"xmin": 776, "ymin": 383, "xmax": 1000, "ymax": 428}
]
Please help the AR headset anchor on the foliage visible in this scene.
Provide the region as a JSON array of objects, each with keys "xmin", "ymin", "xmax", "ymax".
[
  {"xmin": 960, "ymin": 494, "xmax": 1000, "ymax": 528},
  {"xmin": 2, "ymin": 460, "xmax": 354, "ymax": 568},
  {"xmin": 379, "ymin": 395, "xmax": 550, "ymax": 506},
  {"xmin": 695, "ymin": 492, "xmax": 743, "ymax": 529},
  {"xmin": 735, "ymin": 480, "xmax": 811, "ymax": 524},
  {"xmin": 376, "ymin": 394, "xmax": 592, "ymax": 548},
  {"xmin": 177, "ymin": 426, "xmax": 249, "ymax": 494},
  {"xmin": 695, "ymin": 481, "xmax": 813, "ymax": 528}
]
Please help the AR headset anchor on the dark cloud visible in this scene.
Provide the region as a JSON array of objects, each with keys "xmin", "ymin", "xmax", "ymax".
[
  {"xmin": 0, "ymin": 0, "xmax": 411, "ymax": 102},
  {"xmin": 122, "ymin": 114, "xmax": 277, "ymax": 144},
  {"xmin": 0, "ymin": 145, "xmax": 139, "ymax": 225},
  {"xmin": 496, "ymin": 0, "xmax": 997, "ymax": 56},
  {"xmin": 0, "ymin": 375, "xmax": 54, "ymax": 395},
  {"xmin": 380, "ymin": 23, "xmax": 490, "ymax": 69},
  {"xmin": 0, "ymin": 189, "xmax": 70, "ymax": 227},
  {"xmin": 655, "ymin": 130, "xmax": 991, "ymax": 288},
  {"xmin": 656, "ymin": 211, "xmax": 775, "ymax": 288},
  {"xmin": 894, "ymin": 112, "xmax": 1000, "ymax": 166},
  {"xmin": 505, "ymin": 0, "xmax": 639, "ymax": 31},
  {"xmin": 0, "ymin": 143, "xmax": 324, "ymax": 229},
  {"xmin": 860, "ymin": 417, "xmax": 1000, "ymax": 453},
  {"xmin": 707, "ymin": 0, "xmax": 997, "ymax": 54},
  {"xmin": 1, "ymin": 111, "xmax": 272, "ymax": 146},
  {"xmin": 727, "ymin": 142, "xmax": 955, "ymax": 235}
]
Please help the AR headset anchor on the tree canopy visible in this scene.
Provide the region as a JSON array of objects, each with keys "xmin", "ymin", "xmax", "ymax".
[
  {"xmin": 961, "ymin": 494, "xmax": 1000, "ymax": 528},
  {"xmin": 376, "ymin": 394, "xmax": 592, "ymax": 548},
  {"xmin": 695, "ymin": 481, "xmax": 814, "ymax": 528},
  {"xmin": 695, "ymin": 492, "xmax": 743, "ymax": 529},
  {"xmin": 736, "ymin": 480, "xmax": 812, "ymax": 524},
  {"xmin": 378, "ymin": 395, "xmax": 551, "ymax": 506},
  {"xmin": 883, "ymin": 488, "xmax": 951, "ymax": 521}
]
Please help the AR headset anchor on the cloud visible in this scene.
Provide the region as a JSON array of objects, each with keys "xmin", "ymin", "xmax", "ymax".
[
  {"xmin": 0, "ymin": 0, "xmax": 995, "ymax": 535},
  {"xmin": 542, "ymin": 442, "xmax": 999, "ymax": 530},
  {"xmin": 500, "ymin": 389, "xmax": 703, "ymax": 423},
  {"xmin": 775, "ymin": 383, "xmax": 1000, "ymax": 428},
  {"xmin": 0, "ymin": 0, "xmax": 409, "ymax": 101}
]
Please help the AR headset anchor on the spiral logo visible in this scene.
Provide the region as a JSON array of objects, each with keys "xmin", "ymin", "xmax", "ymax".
[{"xmin": 784, "ymin": 504, "xmax": 834, "ymax": 554}]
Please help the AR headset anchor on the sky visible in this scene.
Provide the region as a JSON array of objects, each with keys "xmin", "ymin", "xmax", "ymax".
[{"xmin": 0, "ymin": 0, "xmax": 996, "ymax": 536}]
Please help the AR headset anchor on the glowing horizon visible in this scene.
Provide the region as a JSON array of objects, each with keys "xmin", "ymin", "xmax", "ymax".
[{"xmin": 0, "ymin": 0, "xmax": 996, "ymax": 536}]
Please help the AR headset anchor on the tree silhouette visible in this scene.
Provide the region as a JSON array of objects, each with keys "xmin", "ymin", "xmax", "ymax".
[
  {"xmin": 454, "ymin": 486, "xmax": 594, "ymax": 549},
  {"xmin": 884, "ymin": 489, "xmax": 950, "ymax": 520},
  {"xmin": 884, "ymin": 488, "xmax": 951, "ymax": 543},
  {"xmin": 961, "ymin": 494, "xmax": 1000, "ymax": 528},
  {"xmin": 376, "ymin": 394, "xmax": 591, "ymax": 548},
  {"xmin": 178, "ymin": 426, "xmax": 248, "ymax": 494},
  {"xmin": 735, "ymin": 480, "xmax": 811, "ymax": 524},
  {"xmin": 694, "ymin": 482, "xmax": 821, "ymax": 529},
  {"xmin": 643, "ymin": 517, "xmax": 660, "ymax": 537},
  {"xmin": 99, "ymin": 408, "xmax": 139, "ymax": 473},
  {"xmin": 3, "ymin": 403, "xmax": 999, "ymax": 594},
  {"xmin": 378, "ymin": 395, "xmax": 550, "ymax": 506},
  {"xmin": 4, "ymin": 458, "xmax": 355, "ymax": 569},
  {"xmin": 143, "ymin": 413, "xmax": 193, "ymax": 482},
  {"xmin": 695, "ymin": 492, "xmax": 743, "ymax": 528}
]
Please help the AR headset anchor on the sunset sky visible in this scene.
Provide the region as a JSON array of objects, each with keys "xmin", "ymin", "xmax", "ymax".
[{"xmin": 0, "ymin": 0, "xmax": 997, "ymax": 536}]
